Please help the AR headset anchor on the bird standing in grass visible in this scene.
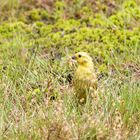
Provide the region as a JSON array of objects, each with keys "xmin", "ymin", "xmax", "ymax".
[{"xmin": 71, "ymin": 52, "xmax": 97, "ymax": 104}]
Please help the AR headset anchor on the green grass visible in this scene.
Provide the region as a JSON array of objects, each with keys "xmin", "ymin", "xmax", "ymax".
[{"xmin": 0, "ymin": 0, "xmax": 140, "ymax": 139}]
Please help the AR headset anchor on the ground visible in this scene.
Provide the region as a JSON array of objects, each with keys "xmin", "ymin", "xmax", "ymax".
[{"xmin": 0, "ymin": 0, "xmax": 140, "ymax": 139}]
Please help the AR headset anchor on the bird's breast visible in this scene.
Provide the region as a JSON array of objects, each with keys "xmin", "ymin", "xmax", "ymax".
[{"xmin": 74, "ymin": 68, "xmax": 93, "ymax": 90}]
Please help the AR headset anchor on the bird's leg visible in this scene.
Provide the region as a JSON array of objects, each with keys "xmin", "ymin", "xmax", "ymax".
[{"xmin": 90, "ymin": 87, "xmax": 99, "ymax": 101}]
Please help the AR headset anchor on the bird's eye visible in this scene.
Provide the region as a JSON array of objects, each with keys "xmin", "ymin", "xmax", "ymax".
[{"xmin": 78, "ymin": 54, "xmax": 81, "ymax": 58}]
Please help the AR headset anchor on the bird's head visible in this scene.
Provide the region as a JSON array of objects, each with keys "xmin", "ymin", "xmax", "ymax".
[{"xmin": 71, "ymin": 52, "xmax": 93, "ymax": 67}]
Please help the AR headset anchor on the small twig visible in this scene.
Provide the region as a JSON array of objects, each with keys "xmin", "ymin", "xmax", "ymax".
[{"xmin": 2, "ymin": 123, "xmax": 11, "ymax": 136}]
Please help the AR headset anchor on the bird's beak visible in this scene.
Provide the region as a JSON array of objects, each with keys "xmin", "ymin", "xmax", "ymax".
[{"xmin": 72, "ymin": 55, "xmax": 76, "ymax": 60}]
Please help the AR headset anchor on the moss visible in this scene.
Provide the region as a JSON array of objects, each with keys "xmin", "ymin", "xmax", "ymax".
[
  {"xmin": 53, "ymin": 1, "xmax": 65, "ymax": 20},
  {"xmin": 39, "ymin": 25, "xmax": 53, "ymax": 37},
  {"xmin": 54, "ymin": 19, "xmax": 80, "ymax": 32},
  {"xmin": 0, "ymin": 21, "xmax": 29, "ymax": 41},
  {"xmin": 0, "ymin": 0, "xmax": 139, "ymax": 76},
  {"xmin": 28, "ymin": 9, "xmax": 49, "ymax": 21},
  {"xmin": 109, "ymin": 0, "xmax": 140, "ymax": 28},
  {"xmin": 123, "ymin": 0, "xmax": 137, "ymax": 9},
  {"xmin": 29, "ymin": 9, "xmax": 41, "ymax": 21}
]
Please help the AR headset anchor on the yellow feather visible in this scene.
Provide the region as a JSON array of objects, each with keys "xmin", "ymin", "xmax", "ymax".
[{"xmin": 72, "ymin": 52, "xmax": 97, "ymax": 104}]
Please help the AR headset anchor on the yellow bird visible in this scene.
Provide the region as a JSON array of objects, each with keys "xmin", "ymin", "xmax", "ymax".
[{"xmin": 71, "ymin": 52, "xmax": 97, "ymax": 104}]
